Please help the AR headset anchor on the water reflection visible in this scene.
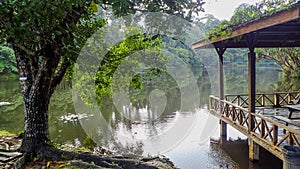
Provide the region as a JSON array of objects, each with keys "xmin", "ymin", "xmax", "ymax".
[
  {"xmin": 0, "ymin": 64, "xmax": 290, "ymax": 168},
  {"xmin": 210, "ymin": 138, "xmax": 282, "ymax": 169},
  {"xmin": 224, "ymin": 65, "xmax": 281, "ymax": 94}
]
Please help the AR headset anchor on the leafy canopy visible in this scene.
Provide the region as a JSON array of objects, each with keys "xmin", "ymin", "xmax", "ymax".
[{"xmin": 0, "ymin": 0, "xmax": 205, "ymax": 92}]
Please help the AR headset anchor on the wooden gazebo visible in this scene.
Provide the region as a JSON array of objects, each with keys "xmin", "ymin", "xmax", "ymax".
[{"xmin": 192, "ymin": 2, "xmax": 300, "ymax": 165}]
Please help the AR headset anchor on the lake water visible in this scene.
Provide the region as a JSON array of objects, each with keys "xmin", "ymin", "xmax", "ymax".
[{"xmin": 0, "ymin": 65, "xmax": 285, "ymax": 169}]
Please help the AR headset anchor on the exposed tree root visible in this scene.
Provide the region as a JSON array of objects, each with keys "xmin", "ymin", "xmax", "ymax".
[{"xmin": 26, "ymin": 145, "xmax": 176, "ymax": 169}]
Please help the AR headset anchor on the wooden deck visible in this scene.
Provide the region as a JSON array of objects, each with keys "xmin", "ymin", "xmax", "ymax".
[{"xmin": 209, "ymin": 92, "xmax": 300, "ymax": 160}]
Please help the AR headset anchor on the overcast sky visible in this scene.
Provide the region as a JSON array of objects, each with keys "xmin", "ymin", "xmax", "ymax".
[{"xmin": 200, "ymin": 0, "xmax": 262, "ymax": 20}]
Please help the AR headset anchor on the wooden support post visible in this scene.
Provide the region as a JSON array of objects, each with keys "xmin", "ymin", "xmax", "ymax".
[
  {"xmin": 248, "ymin": 50, "xmax": 256, "ymax": 132},
  {"xmin": 283, "ymin": 160, "xmax": 288, "ymax": 169},
  {"xmin": 245, "ymin": 33, "xmax": 256, "ymax": 132},
  {"xmin": 249, "ymin": 138, "xmax": 259, "ymax": 161},
  {"xmin": 220, "ymin": 119, "xmax": 227, "ymax": 140},
  {"xmin": 216, "ymin": 47, "xmax": 226, "ymax": 100},
  {"xmin": 216, "ymin": 47, "xmax": 227, "ymax": 140},
  {"xmin": 246, "ymin": 33, "xmax": 258, "ymax": 162}
]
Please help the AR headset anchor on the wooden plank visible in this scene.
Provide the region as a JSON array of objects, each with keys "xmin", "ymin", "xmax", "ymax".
[
  {"xmin": 283, "ymin": 104, "xmax": 300, "ymax": 110},
  {"xmin": 274, "ymin": 115, "xmax": 300, "ymax": 127}
]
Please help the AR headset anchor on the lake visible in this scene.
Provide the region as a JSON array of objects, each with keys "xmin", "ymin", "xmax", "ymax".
[{"xmin": 0, "ymin": 64, "xmax": 285, "ymax": 169}]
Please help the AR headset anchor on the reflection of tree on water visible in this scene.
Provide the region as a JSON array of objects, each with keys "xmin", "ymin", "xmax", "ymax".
[
  {"xmin": 197, "ymin": 69, "xmax": 212, "ymax": 106},
  {"xmin": 99, "ymin": 88, "xmax": 181, "ymax": 133}
]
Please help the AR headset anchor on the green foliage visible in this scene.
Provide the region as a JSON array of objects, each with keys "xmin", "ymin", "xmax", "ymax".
[
  {"xmin": 256, "ymin": 48, "xmax": 300, "ymax": 77},
  {"xmin": 92, "ymin": 30, "xmax": 205, "ymax": 107},
  {"xmin": 206, "ymin": 20, "xmax": 232, "ymax": 41},
  {"xmin": 0, "ymin": 130, "xmax": 16, "ymax": 136},
  {"xmin": 100, "ymin": 0, "xmax": 205, "ymax": 20},
  {"xmin": 94, "ymin": 28, "xmax": 162, "ymax": 103},
  {"xmin": 82, "ymin": 135, "xmax": 97, "ymax": 150},
  {"xmin": 229, "ymin": 3, "xmax": 262, "ymax": 24},
  {"xmin": 0, "ymin": 0, "xmax": 205, "ymax": 99},
  {"xmin": 196, "ymin": 14, "xmax": 221, "ymax": 45},
  {"xmin": 0, "ymin": 45, "xmax": 17, "ymax": 75}
]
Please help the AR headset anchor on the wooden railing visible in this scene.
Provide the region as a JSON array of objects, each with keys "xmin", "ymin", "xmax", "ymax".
[
  {"xmin": 210, "ymin": 95, "xmax": 249, "ymax": 131},
  {"xmin": 209, "ymin": 94, "xmax": 300, "ymax": 160},
  {"xmin": 225, "ymin": 92, "xmax": 299, "ymax": 107}
]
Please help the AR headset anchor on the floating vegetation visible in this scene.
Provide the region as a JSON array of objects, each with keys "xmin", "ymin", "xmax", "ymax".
[
  {"xmin": 59, "ymin": 113, "xmax": 94, "ymax": 123},
  {"xmin": 0, "ymin": 102, "xmax": 12, "ymax": 106}
]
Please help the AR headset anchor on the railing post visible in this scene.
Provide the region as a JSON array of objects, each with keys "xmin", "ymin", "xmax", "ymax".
[
  {"xmin": 288, "ymin": 132, "xmax": 294, "ymax": 145},
  {"xmin": 261, "ymin": 120, "xmax": 265, "ymax": 138},
  {"xmin": 273, "ymin": 125, "xmax": 278, "ymax": 145},
  {"xmin": 239, "ymin": 109, "xmax": 244, "ymax": 125},
  {"xmin": 288, "ymin": 94, "xmax": 291, "ymax": 104},
  {"xmin": 274, "ymin": 93, "xmax": 280, "ymax": 107}
]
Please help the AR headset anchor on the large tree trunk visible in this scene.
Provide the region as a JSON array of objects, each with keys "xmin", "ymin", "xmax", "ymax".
[
  {"xmin": 20, "ymin": 91, "xmax": 50, "ymax": 153},
  {"xmin": 13, "ymin": 45, "xmax": 60, "ymax": 154}
]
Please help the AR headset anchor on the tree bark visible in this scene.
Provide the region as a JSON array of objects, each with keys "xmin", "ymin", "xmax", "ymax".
[
  {"xmin": 20, "ymin": 96, "xmax": 50, "ymax": 153},
  {"xmin": 13, "ymin": 45, "xmax": 58, "ymax": 153}
]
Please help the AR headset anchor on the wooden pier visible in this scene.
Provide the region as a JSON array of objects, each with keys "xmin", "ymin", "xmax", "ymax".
[
  {"xmin": 193, "ymin": 2, "xmax": 300, "ymax": 168},
  {"xmin": 209, "ymin": 92, "xmax": 300, "ymax": 161}
]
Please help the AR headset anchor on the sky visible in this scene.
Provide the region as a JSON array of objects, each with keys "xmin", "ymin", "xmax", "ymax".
[{"xmin": 200, "ymin": 0, "xmax": 262, "ymax": 20}]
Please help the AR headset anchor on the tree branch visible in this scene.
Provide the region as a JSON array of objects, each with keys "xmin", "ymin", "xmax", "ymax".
[
  {"xmin": 12, "ymin": 45, "xmax": 34, "ymax": 96},
  {"xmin": 50, "ymin": 58, "xmax": 72, "ymax": 96}
]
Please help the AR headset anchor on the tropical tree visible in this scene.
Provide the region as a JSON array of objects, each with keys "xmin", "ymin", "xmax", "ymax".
[
  {"xmin": 0, "ymin": 0, "xmax": 205, "ymax": 167},
  {"xmin": 196, "ymin": 14, "xmax": 221, "ymax": 33},
  {"xmin": 257, "ymin": 48, "xmax": 300, "ymax": 77},
  {"xmin": 0, "ymin": 45, "xmax": 17, "ymax": 76}
]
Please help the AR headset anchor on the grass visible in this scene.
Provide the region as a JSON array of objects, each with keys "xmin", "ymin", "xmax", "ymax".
[{"xmin": 0, "ymin": 130, "xmax": 17, "ymax": 136}]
